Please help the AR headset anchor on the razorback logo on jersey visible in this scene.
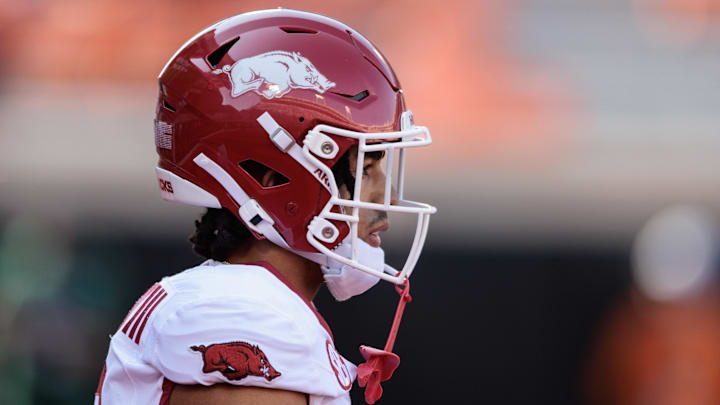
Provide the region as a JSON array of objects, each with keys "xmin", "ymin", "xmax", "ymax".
[{"xmin": 191, "ymin": 341, "xmax": 281, "ymax": 382}]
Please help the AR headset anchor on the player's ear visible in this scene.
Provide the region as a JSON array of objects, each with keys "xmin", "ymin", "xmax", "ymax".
[
  {"xmin": 239, "ymin": 160, "xmax": 288, "ymax": 188},
  {"xmin": 260, "ymin": 169, "xmax": 291, "ymax": 188},
  {"xmin": 260, "ymin": 170, "xmax": 281, "ymax": 188}
]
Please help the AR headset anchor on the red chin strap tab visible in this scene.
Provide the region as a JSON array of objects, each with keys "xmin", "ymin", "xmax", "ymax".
[{"xmin": 357, "ymin": 279, "xmax": 412, "ymax": 404}]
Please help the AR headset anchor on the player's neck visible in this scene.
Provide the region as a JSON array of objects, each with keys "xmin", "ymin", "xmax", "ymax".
[{"xmin": 225, "ymin": 239, "xmax": 324, "ymax": 301}]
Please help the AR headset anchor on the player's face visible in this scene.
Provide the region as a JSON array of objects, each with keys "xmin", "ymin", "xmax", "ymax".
[{"xmin": 339, "ymin": 146, "xmax": 397, "ymax": 248}]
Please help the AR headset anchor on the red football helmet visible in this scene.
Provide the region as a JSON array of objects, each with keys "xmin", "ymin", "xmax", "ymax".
[{"xmin": 154, "ymin": 9, "xmax": 436, "ymax": 284}]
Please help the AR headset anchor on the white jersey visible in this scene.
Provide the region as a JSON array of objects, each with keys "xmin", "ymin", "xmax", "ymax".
[{"xmin": 95, "ymin": 260, "xmax": 356, "ymax": 405}]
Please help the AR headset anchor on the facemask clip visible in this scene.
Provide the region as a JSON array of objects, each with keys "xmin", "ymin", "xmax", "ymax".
[
  {"xmin": 309, "ymin": 217, "xmax": 339, "ymax": 243},
  {"xmin": 304, "ymin": 131, "xmax": 339, "ymax": 159}
]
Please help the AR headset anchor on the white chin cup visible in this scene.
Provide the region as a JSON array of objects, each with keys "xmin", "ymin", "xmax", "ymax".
[{"xmin": 321, "ymin": 237, "xmax": 383, "ymax": 301}]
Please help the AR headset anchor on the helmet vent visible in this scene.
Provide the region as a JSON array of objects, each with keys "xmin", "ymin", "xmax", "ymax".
[
  {"xmin": 207, "ymin": 36, "xmax": 240, "ymax": 69},
  {"xmin": 280, "ymin": 27, "xmax": 317, "ymax": 34},
  {"xmin": 333, "ymin": 90, "xmax": 370, "ymax": 102},
  {"xmin": 239, "ymin": 160, "xmax": 290, "ymax": 188},
  {"xmin": 162, "ymin": 99, "xmax": 176, "ymax": 112}
]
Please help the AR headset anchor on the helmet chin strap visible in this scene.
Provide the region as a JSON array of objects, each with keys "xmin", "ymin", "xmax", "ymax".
[
  {"xmin": 192, "ymin": 153, "xmax": 328, "ymax": 266},
  {"xmin": 193, "ymin": 151, "xmax": 387, "ymax": 283},
  {"xmin": 194, "ymin": 145, "xmax": 393, "ymax": 281}
]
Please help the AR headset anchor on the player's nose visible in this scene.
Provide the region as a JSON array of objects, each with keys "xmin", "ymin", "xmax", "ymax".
[{"xmin": 376, "ymin": 181, "xmax": 398, "ymax": 205}]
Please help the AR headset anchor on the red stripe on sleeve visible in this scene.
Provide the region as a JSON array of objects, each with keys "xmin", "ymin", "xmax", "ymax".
[
  {"xmin": 128, "ymin": 287, "xmax": 165, "ymax": 339},
  {"xmin": 122, "ymin": 284, "xmax": 161, "ymax": 334},
  {"xmin": 134, "ymin": 291, "xmax": 167, "ymax": 344}
]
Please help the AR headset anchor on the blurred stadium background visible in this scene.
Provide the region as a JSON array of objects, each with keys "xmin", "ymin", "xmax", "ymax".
[{"xmin": 1, "ymin": 0, "xmax": 720, "ymax": 404}]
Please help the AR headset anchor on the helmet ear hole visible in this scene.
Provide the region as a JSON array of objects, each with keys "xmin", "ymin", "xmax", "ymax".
[{"xmin": 239, "ymin": 159, "xmax": 290, "ymax": 188}]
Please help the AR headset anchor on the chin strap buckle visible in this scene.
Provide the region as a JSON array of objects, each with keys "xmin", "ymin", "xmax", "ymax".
[
  {"xmin": 238, "ymin": 199, "xmax": 274, "ymax": 235},
  {"xmin": 357, "ymin": 279, "xmax": 412, "ymax": 404},
  {"xmin": 257, "ymin": 112, "xmax": 296, "ymax": 153}
]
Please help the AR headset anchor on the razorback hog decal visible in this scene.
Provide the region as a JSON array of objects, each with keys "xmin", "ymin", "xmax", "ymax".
[
  {"xmin": 190, "ymin": 341, "xmax": 281, "ymax": 381},
  {"xmin": 212, "ymin": 50, "xmax": 335, "ymax": 99}
]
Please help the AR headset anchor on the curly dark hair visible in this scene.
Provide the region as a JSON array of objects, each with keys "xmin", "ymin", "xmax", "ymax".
[
  {"xmin": 190, "ymin": 149, "xmax": 385, "ymax": 260},
  {"xmin": 189, "ymin": 207, "xmax": 252, "ymax": 261}
]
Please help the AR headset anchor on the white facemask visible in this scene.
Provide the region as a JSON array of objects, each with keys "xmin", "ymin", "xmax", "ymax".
[{"xmin": 321, "ymin": 237, "xmax": 383, "ymax": 301}]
